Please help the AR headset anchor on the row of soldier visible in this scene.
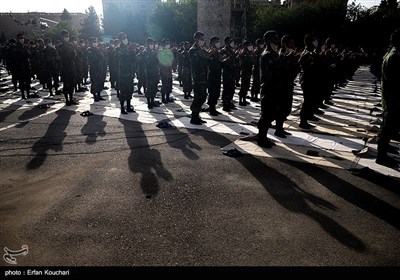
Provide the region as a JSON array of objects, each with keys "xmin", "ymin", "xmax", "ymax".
[{"xmin": 0, "ymin": 29, "xmax": 364, "ymax": 132}]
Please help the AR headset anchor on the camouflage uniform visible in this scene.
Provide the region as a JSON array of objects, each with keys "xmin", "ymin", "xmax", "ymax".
[
  {"xmin": 158, "ymin": 48, "xmax": 174, "ymax": 103},
  {"xmin": 58, "ymin": 40, "xmax": 77, "ymax": 103},
  {"xmin": 221, "ymin": 46, "xmax": 236, "ymax": 110},
  {"xmin": 207, "ymin": 48, "xmax": 222, "ymax": 112},
  {"xmin": 144, "ymin": 47, "xmax": 160, "ymax": 99},
  {"xmin": 86, "ymin": 45, "xmax": 105, "ymax": 101},
  {"xmin": 238, "ymin": 48, "xmax": 254, "ymax": 104},
  {"xmin": 180, "ymin": 48, "xmax": 192, "ymax": 97},
  {"xmin": 114, "ymin": 43, "xmax": 136, "ymax": 102}
]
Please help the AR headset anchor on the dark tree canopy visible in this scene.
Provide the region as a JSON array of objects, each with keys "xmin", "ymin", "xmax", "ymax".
[{"xmin": 80, "ymin": 6, "xmax": 101, "ymax": 40}]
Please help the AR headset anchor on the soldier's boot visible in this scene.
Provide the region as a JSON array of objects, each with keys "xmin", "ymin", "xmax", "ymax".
[
  {"xmin": 184, "ymin": 92, "xmax": 189, "ymax": 100},
  {"xmin": 151, "ymin": 97, "xmax": 160, "ymax": 108},
  {"xmin": 21, "ymin": 90, "xmax": 26, "ymax": 100},
  {"xmin": 49, "ymin": 88, "xmax": 54, "ymax": 97},
  {"xmin": 97, "ymin": 92, "xmax": 106, "ymax": 101},
  {"xmin": 253, "ymin": 94, "xmax": 260, "ymax": 102},
  {"xmin": 161, "ymin": 93, "xmax": 167, "ymax": 104},
  {"xmin": 166, "ymin": 93, "xmax": 171, "ymax": 103},
  {"xmin": 222, "ymin": 102, "xmax": 231, "ymax": 112},
  {"xmin": 257, "ymin": 128, "xmax": 274, "ymax": 148},
  {"xmin": 94, "ymin": 93, "xmax": 99, "ymax": 102},
  {"xmin": 69, "ymin": 93, "xmax": 78, "ymax": 105},
  {"xmin": 190, "ymin": 113, "xmax": 204, "ymax": 125},
  {"xmin": 127, "ymin": 100, "xmax": 135, "ymax": 113},
  {"xmin": 64, "ymin": 93, "xmax": 71, "ymax": 106},
  {"xmin": 209, "ymin": 104, "xmax": 220, "ymax": 116},
  {"xmin": 239, "ymin": 96, "xmax": 247, "ymax": 106},
  {"xmin": 274, "ymin": 120, "xmax": 287, "ymax": 139},
  {"xmin": 147, "ymin": 98, "xmax": 153, "ymax": 109},
  {"xmin": 120, "ymin": 101, "xmax": 128, "ymax": 115}
]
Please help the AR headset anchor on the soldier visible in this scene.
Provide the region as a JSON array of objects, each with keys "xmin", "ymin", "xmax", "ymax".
[
  {"xmin": 207, "ymin": 36, "xmax": 223, "ymax": 116},
  {"xmin": 108, "ymin": 40, "xmax": 118, "ymax": 89},
  {"xmin": 58, "ymin": 30, "xmax": 77, "ymax": 106},
  {"xmin": 158, "ymin": 38, "xmax": 174, "ymax": 104},
  {"xmin": 250, "ymin": 39, "xmax": 264, "ymax": 102},
  {"xmin": 376, "ymin": 29, "xmax": 400, "ymax": 168},
  {"xmin": 114, "ymin": 32, "xmax": 136, "ymax": 114},
  {"xmin": 86, "ymin": 37, "xmax": 106, "ymax": 102},
  {"xmin": 180, "ymin": 41, "xmax": 193, "ymax": 100},
  {"xmin": 238, "ymin": 40, "xmax": 254, "ymax": 106},
  {"xmin": 189, "ymin": 31, "xmax": 215, "ymax": 125},
  {"xmin": 136, "ymin": 45, "xmax": 146, "ymax": 95},
  {"xmin": 5, "ymin": 39, "xmax": 18, "ymax": 92},
  {"xmin": 276, "ymin": 35, "xmax": 300, "ymax": 138},
  {"xmin": 298, "ymin": 34, "xmax": 321, "ymax": 129},
  {"xmin": 257, "ymin": 31, "xmax": 282, "ymax": 148},
  {"xmin": 143, "ymin": 37, "xmax": 160, "ymax": 109},
  {"xmin": 177, "ymin": 42, "xmax": 185, "ymax": 87},
  {"xmin": 221, "ymin": 36, "xmax": 237, "ymax": 112},
  {"xmin": 71, "ymin": 36, "xmax": 84, "ymax": 92},
  {"xmin": 80, "ymin": 39, "xmax": 89, "ymax": 86},
  {"xmin": 42, "ymin": 38, "xmax": 59, "ymax": 96},
  {"xmin": 14, "ymin": 33, "xmax": 32, "ymax": 99}
]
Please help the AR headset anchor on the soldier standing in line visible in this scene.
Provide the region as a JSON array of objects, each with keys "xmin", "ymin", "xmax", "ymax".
[
  {"xmin": 108, "ymin": 40, "xmax": 118, "ymax": 89},
  {"xmin": 257, "ymin": 31, "xmax": 283, "ymax": 148},
  {"xmin": 42, "ymin": 38, "xmax": 59, "ymax": 96},
  {"xmin": 275, "ymin": 35, "xmax": 300, "ymax": 138},
  {"xmin": 58, "ymin": 30, "xmax": 77, "ymax": 106},
  {"xmin": 143, "ymin": 37, "xmax": 160, "ymax": 109},
  {"xmin": 5, "ymin": 39, "xmax": 18, "ymax": 92},
  {"xmin": 177, "ymin": 42, "xmax": 185, "ymax": 87},
  {"xmin": 180, "ymin": 41, "xmax": 193, "ymax": 100},
  {"xmin": 189, "ymin": 31, "xmax": 215, "ymax": 125},
  {"xmin": 158, "ymin": 38, "xmax": 174, "ymax": 104},
  {"xmin": 234, "ymin": 42, "xmax": 242, "ymax": 88},
  {"xmin": 114, "ymin": 32, "xmax": 136, "ymax": 114},
  {"xmin": 80, "ymin": 39, "xmax": 89, "ymax": 87},
  {"xmin": 86, "ymin": 37, "xmax": 105, "ymax": 102},
  {"xmin": 207, "ymin": 36, "xmax": 223, "ymax": 116},
  {"xmin": 376, "ymin": 29, "xmax": 400, "ymax": 168},
  {"xmin": 298, "ymin": 34, "xmax": 321, "ymax": 129},
  {"xmin": 220, "ymin": 36, "xmax": 237, "ymax": 112},
  {"xmin": 14, "ymin": 33, "xmax": 32, "ymax": 99},
  {"xmin": 71, "ymin": 36, "xmax": 84, "ymax": 93},
  {"xmin": 250, "ymin": 39, "xmax": 264, "ymax": 102},
  {"xmin": 136, "ymin": 45, "xmax": 146, "ymax": 95},
  {"xmin": 238, "ymin": 40, "xmax": 254, "ymax": 106}
]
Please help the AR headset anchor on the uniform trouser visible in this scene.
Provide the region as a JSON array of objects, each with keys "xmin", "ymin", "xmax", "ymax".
[
  {"xmin": 161, "ymin": 75, "xmax": 172, "ymax": 94},
  {"xmin": 251, "ymin": 73, "xmax": 260, "ymax": 97},
  {"xmin": 239, "ymin": 74, "xmax": 251, "ymax": 97},
  {"xmin": 377, "ymin": 110, "xmax": 400, "ymax": 156},
  {"xmin": 191, "ymin": 83, "xmax": 207, "ymax": 117},
  {"xmin": 145, "ymin": 76, "xmax": 158, "ymax": 98},
  {"xmin": 222, "ymin": 76, "xmax": 235, "ymax": 105},
  {"xmin": 258, "ymin": 94, "xmax": 277, "ymax": 137},
  {"xmin": 62, "ymin": 79, "xmax": 75, "ymax": 95},
  {"xmin": 300, "ymin": 83, "xmax": 318, "ymax": 121},
  {"xmin": 18, "ymin": 75, "xmax": 31, "ymax": 94},
  {"xmin": 207, "ymin": 75, "xmax": 221, "ymax": 106}
]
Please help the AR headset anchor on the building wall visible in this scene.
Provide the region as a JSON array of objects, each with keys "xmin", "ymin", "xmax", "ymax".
[
  {"xmin": 0, "ymin": 12, "xmax": 85, "ymax": 39},
  {"xmin": 197, "ymin": 0, "xmax": 232, "ymax": 41}
]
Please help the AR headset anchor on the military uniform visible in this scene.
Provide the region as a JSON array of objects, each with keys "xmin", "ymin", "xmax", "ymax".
[
  {"xmin": 114, "ymin": 43, "xmax": 136, "ymax": 104},
  {"xmin": 258, "ymin": 45, "xmax": 283, "ymax": 141},
  {"xmin": 136, "ymin": 50, "xmax": 146, "ymax": 94},
  {"xmin": 158, "ymin": 48, "xmax": 174, "ymax": 103},
  {"xmin": 377, "ymin": 46, "xmax": 400, "ymax": 165},
  {"xmin": 180, "ymin": 49, "xmax": 192, "ymax": 98},
  {"xmin": 14, "ymin": 41, "xmax": 31, "ymax": 99},
  {"xmin": 250, "ymin": 47, "xmax": 263, "ymax": 101},
  {"xmin": 238, "ymin": 48, "xmax": 254, "ymax": 105},
  {"xmin": 143, "ymin": 47, "xmax": 160, "ymax": 107},
  {"xmin": 42, "ymin": 44, "xmax": 59, "ymax": 95},
  {"xmin": 86, "ymin": 45, "xmax": 105, "ymax": 101},
  {"xmin": 189, "ymin": 43, "xmax": 209, "ymax": 122},
  {"xmin": 108, "ymin": 44, "xmax": 118, "ymax": 89},
  {"xmin": 221, "ymin": 46, "xmax": 236, "ymax": 111},
  {"xmin": 58, "ymin": 40, "xmax": 77, "ymax": 105},
  {"xmin": 207, "ymin": 48, "xmax": 222, "ymax": 114}
]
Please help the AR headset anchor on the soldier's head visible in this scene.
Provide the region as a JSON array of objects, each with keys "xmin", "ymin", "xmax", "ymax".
[
  {"xmin": 193, "ymin": 31, "xmax": 205, "ymax": 47},
  {"xmin": 138, "ymin": 45, "xmax": 145, "ymax": 52},
  {"xmin": 60, "ymin": 30, "xmax": 70, "ymax": 42},
  {"xmin": 9, "ymin": 38, "xmax": 17, "ymax": 46},
  {"xmin": 184, "ymin": 41, "xmax": 191, "ymax": 50},
  {"xmin": 89, "ymin": 37, "xmax": 98, "ymax": 48},
  {"xmin": 16, "ymin": 33, "xmax": 24, "ymax": 44},
  {"xmin": 146, "ymin": 37, "xmax": 155, "ymax": 50},
  {"xmin": 390, "ymin": 29, "xmax": 400, "ymax": 48},
  {"xmin": 71, "ymin": 36, "xmax": 78, "ymax": 45},
  {"xmin": 80, "ymin": 39, "xmax": 86, "ymax": 48},
  {"xmin": 304, "ymin": 34, "xmax": 318, "ymax": 50},
  {"xmin": 118, "ymin": 32, "xmax": 128, "ymax": 46},
  {"xmin": 44, "ymin": 37, "xmax": 52, "ymax": 46},
  {"xmin": 210, "ymin": 36, "xmax": 220, "ymax": 49},
  {"xmin": 243, "ymin": 40, "xmax": 253, "ymax": 52},
  {"xmin": 255, "ymin": 39, "xmax": 264, "ymax": 49},
  {"xmin": 224, "ymin": 36, "xmax": 234, "ymax": 48},
  {"xmin": 263, "ymin": 31, "xmax": 279, "ymax": 52},
  {"xmin": 281, "ymin": 35, "xmax": 295, "ymax": 51},
  {"xmin": 161, "ymin": 38, "xmax": 171, "ymax": 49}
]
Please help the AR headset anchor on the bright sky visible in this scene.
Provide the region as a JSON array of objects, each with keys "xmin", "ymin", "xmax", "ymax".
[{"xmin": 0, "ymin": 0, "xmax": 382, "ymax": 17}]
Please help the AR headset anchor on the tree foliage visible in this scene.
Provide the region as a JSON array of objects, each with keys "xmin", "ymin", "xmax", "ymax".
[
  {"xmin": 80, "ymin": 6, "xmax": 101, "ymax": 40},
  {"xmin": 45, "ymin": 9, "xmax": 77, "ymax": 43}
]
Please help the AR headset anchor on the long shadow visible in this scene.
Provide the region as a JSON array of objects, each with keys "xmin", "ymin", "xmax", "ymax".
[
  {"xmin": 27, "ymin": 109, "xmax": 75, "ymax": 170},
  {"xmin": 119, "ymin": 118, "xmax": 172, "ymax": 197},
  {"xmin": 80, "ymin": 105, "xmax": 107, "ymax": 145},
  {"xmin": 280, "ymin": 159, "xmax": 400, "ymax": 230},
  {"xmin": 198, "ymin": 131, "xmax": 367, "ymax": 252},
  {"xmin": 352, "ymin": 168, "xmax": 400, "ymax": 197},
  {"xmin": 0, "ymin": 102, "xmax": 22, "ymax": 124}
]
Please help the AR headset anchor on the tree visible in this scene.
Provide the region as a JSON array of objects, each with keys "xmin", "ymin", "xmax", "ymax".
[
  {"xmin": 80, "ymin": 6, "xmax": 101, "ymax": 40},
  {"xmin": 60, "ymin": 8, "xmax": 72, "ymax": 22}
]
